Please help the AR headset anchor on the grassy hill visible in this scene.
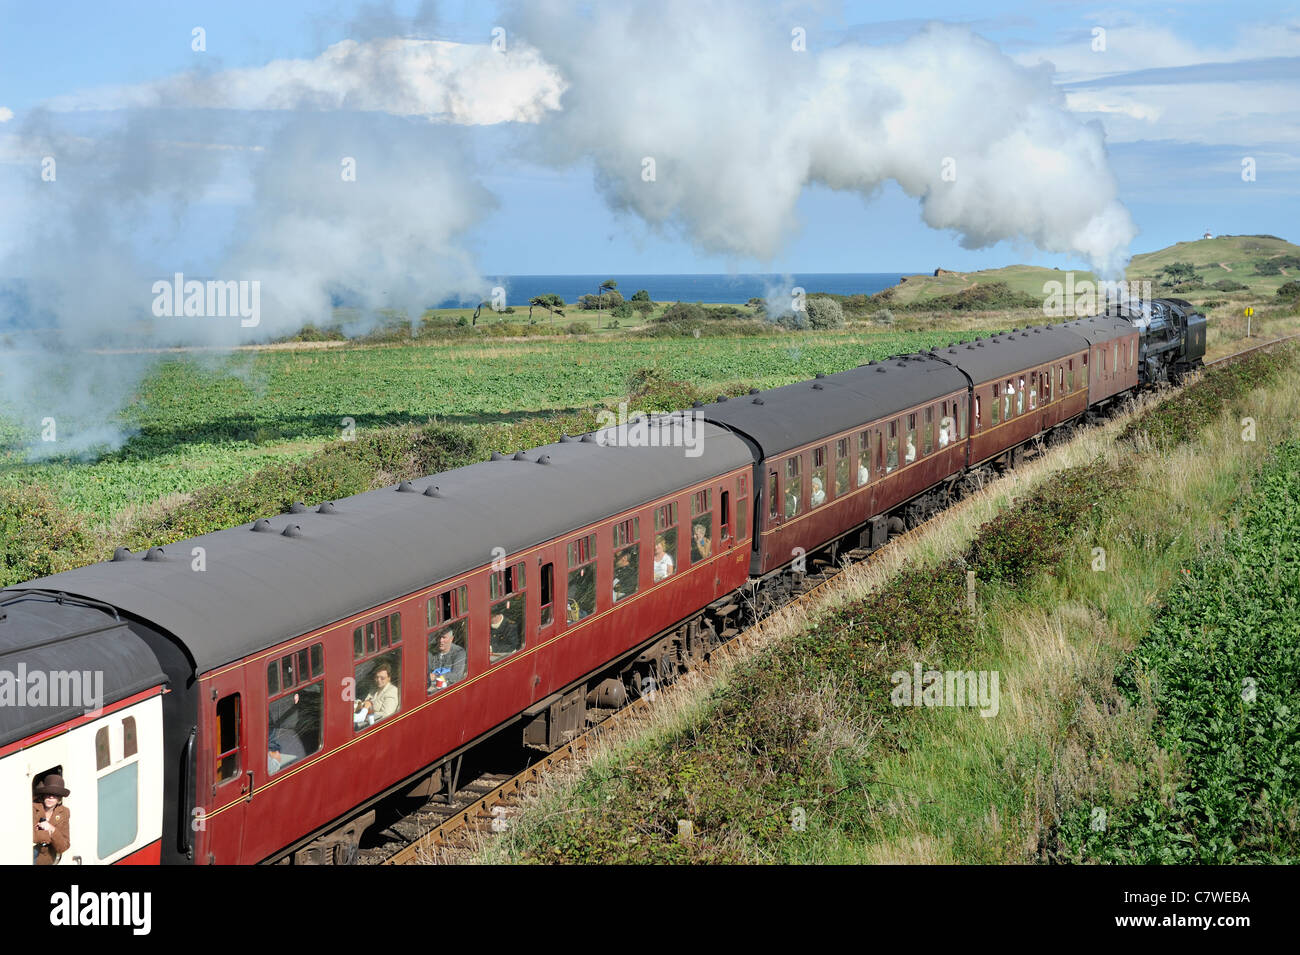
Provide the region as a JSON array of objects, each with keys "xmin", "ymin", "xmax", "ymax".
[{"xmin": 882, "ymin": 235, "xmax": 1299, "ymax": 306}]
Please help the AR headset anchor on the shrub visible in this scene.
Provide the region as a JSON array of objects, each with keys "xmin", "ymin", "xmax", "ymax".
[
  {"xmin": 565, "ymin": 321, "xmax": 588, "ymax": 335},
  {"xmin": 0, "ymin": 484, "xmax": 94, "ymax": 587},
  {"xmin": 1213, "ymin": 279, "xmax": 1247, "ymax": 292},
  {"xmin": 1276, "ymin": 281, "xmax": 1300, "ymax": 302},
  {"xmin": 804, "ymin": 296, "xmax": 845, "ymax": 329}
]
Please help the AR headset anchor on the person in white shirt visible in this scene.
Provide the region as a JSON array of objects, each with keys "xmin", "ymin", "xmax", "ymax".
[
  {"xmin": 810, "ymin": 476, "xmax": 826, "ymax": 506},
  {"xmin": 653, "ymin": 536, "xmax": 675, "ymax": 581}
]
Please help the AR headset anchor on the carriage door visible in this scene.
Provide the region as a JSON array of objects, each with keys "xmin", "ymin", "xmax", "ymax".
[{"xmin": 199, "ymin": 669, "xmax": 249, "ymax": 864}]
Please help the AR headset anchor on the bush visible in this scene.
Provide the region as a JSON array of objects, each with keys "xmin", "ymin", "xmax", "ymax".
[
  {"xmin": 1276, "ymin": 281, "xmax": 1300, "ymax": 302},
  {"xmin": 0, "ymin": 484, "xmax": 94, "ymax": 588},
  {"xmin": 804, "ymin": 296, "xmax": 845, "ymax": 329},
  {"xmin": 1254, "ymin": 260, "xmax": 1281, "ymax": 276},
  {"xmin": 1213, "ymin": 279, "xmax": 1248, "ymax": 292},
  {"xmin": 630, "ymin": 289, "xmax": 651, "ymax": 303},
  {"xmin": 565, "ymin": 321, "xmax": 588, "ymax": 335},
  {"xmin": 612, "ymin": 301, "xmax": 633, "ymax": 320}
]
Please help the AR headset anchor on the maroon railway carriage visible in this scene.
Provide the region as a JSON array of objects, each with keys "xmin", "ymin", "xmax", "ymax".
[
  {"xmin": 1060, "ymin": 315, "xmax": 1142, "ymax": 408},
  {"xmin": 934, "ymin": 327, "xmax": 1092, "ymax": 469},
  {"xmin": 692, "ymin": 355, "xmax": 971, "ymax": 576},
  {"xmin": 7, "ymin": 418, "xmax": 751, "ymax": 863}
]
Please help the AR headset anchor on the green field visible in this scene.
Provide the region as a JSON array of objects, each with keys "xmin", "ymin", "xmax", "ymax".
[{"xmin": 0, "ymin": 328, "xmax": 980, "ymax": 523}]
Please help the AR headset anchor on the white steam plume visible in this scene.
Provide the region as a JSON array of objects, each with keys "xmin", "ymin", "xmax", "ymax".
[
  {"xmin": 515, "ymin": 2, "xmax": 1136, "ymax": 275},
  {"xmin": 0, "ymin": 33, "xmax": 558, "ymax": 459}
]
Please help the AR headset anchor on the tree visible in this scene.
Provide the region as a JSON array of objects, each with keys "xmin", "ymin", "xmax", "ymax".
[
  {"xmin": 1277, "ymin": 281, "xmax": 1300, "ymax": 302},
  {"xmin": 528, "ymin": 293, "xmax": 566, "ymax": 322},
  {"xmin": 1161, "ymin": 262, "xmax": 1197, "ymax": 282},
  {"xmin": 631, "ymin": 289, "xmax": 651, "ymax": 302}
]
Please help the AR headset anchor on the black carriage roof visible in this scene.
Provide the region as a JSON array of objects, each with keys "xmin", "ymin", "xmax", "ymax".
[
  {"xmin": 934, "ymin": 325, "xmax": 1089, "ymax": 384},
  {"xmin": 1058, "ymin": 315, "xmax": 1138, "ymax": 344},
  {"xmin": 0, "ymin": 593, "xmax": 165, "ymax": 748},
  {"xmin": 4, "ymin": 420, "xmax": 751, "ymax": 675},
  {"xmin": 692, "ymin": 354, "xmax": 969, "ymax": 457}
]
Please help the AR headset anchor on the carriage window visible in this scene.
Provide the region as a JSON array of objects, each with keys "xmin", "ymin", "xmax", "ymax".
[
  {"xmin": 975, "ymin": 394, "xmax": 982, "ymax": 429},
  {"xmin": 268, "ymin": 645, "xmax": 324, "ymax": 773},
  {"xmin": 768, "ymin": 472, "xmax": 778, "ymax": 521},
  {"xmin": 1113, "ymin": 342, "xmax": 1119, "ymax": 374},
  {"xmin": 875, "ymin": 430, "xmax": 884, "ymax": 473},
  {"xmin": 991, "ymin": 385, "xmax": 1001, "ymax": 425},
  {"xmin": 654, "ymin": 502, "xmax": 678, "ymax": 582},
  {"xmin": 539, "ymin": 562, "xmax": 555, "ymax": 627},
  {"xmin": 923, "ymin": 408, "xmax": 934, "ymax": 456},
  {"xmin": 96, "ymin": 762, "xmax": 138, "ymax": 861},
  {"xmin": 494, "ymin": 555, "xmax": 530, "ymax": 656},
  {"xmin": 905, "ymin": 415, "xmax": 917, "ymax": 464},
  {"xmin": 215, "ymin": 693, "xmax": 241, "ymax": 783},
  {"xmin": 614, "ymin": 517, "xmax": 641, "ymax": 602},
  {"xmin": 720, "ymin": 490, "xmax": 731, "ymax": 541},
  {"xmin": 958, "ymin": 396, "xmax": 967, "ymax": 438},
  {"xmin": 1017, "ymin": 377, "xmax": 1025, "ymax": 415},
  {"xmin": 427, "ymin": 616, "xmax": 468, "ymax": 695},
  {"xmin": 1068, "ymin": 359, "xmax": 1075, "ymax": 392},
  {"xmin": 96, "ymin": 726, "xmax": 111, "ymax": 771},
  {"xmin": 858, "ymin": 432, "xmax": 871, "ymax": 486},
  {"xmin": 737, "ymin": 494, "xmax": 749, "ymax": 540},
  {"xmin": 810, "ymin": 447, "xmax": 827, "ymax": 507},
  {"xmin": 566, "ymin": 534, "xmax": 597, "ymax": 625},
  {"xmin": 688, "ymin": 490, "xmax": 713, "ymax": 564},
  {"xmin": 886, "ymin": 422, "xmax": 899, "ymax": 473},
  {"xmin": 784, "ymin": 456, "xmax": 802, "ymax": 518},
  {"xmin": 1029, "ymin": 372, "xmax": 1038, "ymax": 409},
  {"xmin": 354, "ymin": 627, "xmax": 400, "ymax": 731},
  {"xmin": 938, "ymin": 404, "xmax": 953, "ymax": 447},
  {"xmin": 835, "ymin": 438, "xmax": 851, "ymax": 495},
  {"xmin": 123, "ymin": 716, "xmax": 137, "ymax": 759},
  {"xmin": 1082, "ymin": 353, "xmax": 1089, "ymax": 386}
]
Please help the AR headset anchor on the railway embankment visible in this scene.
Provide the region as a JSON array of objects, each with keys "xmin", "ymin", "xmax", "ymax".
[{"xmin": 476, "ymin": 342, "xmax": 1299, "ymax": 864}]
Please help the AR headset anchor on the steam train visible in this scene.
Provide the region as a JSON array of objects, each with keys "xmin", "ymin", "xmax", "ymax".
[{"xmin": 0, "ymin": 302, "xmax": 1204, "ymax": 864}]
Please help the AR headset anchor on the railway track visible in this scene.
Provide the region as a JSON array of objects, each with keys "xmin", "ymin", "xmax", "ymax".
[{"xmin": 373, "ymin": 332, "xmax": 1299, "ymax": 866}]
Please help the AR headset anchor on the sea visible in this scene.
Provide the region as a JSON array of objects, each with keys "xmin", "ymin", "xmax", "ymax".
[{"xmin": 442, "ymin": 273, "xmax": 910, "ymax": 308}]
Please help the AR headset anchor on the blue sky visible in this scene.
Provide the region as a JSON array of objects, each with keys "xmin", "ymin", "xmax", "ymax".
[{"xmin": 1, "ymin": 0, "xmax": 1297, "ymax": 275}]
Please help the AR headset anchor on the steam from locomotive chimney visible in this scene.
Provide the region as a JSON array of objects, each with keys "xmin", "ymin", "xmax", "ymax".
[{"xmin": 517, "ymin": 1, "xmax": 1136, "ymax": 276}]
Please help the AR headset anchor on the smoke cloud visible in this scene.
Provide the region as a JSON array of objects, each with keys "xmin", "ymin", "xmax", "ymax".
[
  {"xmin": 0, "ymin": 35, "xmax": 561, "ymax": 458},
  {"xmin": 515, "ymin": 1, "xmax": 1136, "ymax": 275}
]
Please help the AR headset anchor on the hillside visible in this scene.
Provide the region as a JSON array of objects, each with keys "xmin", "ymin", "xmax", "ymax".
[{"xmin": 882, "ymin": 235, "xmax": 1298, "ymax": 306}]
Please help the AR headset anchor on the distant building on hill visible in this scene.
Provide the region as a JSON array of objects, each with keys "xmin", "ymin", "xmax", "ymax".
[{"xmin": 1203, "ymin": 230, "xmax": 1214, "ymax": 239}]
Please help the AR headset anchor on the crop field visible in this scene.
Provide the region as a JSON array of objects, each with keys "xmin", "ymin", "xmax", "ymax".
[{"xmin": 0, "ymin": 327, "xmax": 975, "ymax": 522}]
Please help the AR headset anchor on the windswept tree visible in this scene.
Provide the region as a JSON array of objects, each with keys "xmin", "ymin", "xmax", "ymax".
[{"xmin": 528, "ymin": 293, "xmax": 566, "ymax": 322}]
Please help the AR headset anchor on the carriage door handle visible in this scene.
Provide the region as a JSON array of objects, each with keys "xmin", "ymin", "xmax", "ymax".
[{"xmin": 243, "ymin": 770, "xmax": 255, "ymax": 802}]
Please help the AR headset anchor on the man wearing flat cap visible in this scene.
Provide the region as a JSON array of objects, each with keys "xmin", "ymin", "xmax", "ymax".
[{"xmin": 33, "ymin": 772, "xmax": 71, "ymax": 865}]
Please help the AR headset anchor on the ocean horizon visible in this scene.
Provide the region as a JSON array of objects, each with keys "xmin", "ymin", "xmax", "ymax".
[{"xmin": 444, "ymin": 273, "xmax": 912, "ymax": 308}]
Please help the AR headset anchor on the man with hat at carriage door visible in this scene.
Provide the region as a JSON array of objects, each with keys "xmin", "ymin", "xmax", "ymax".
[{"xmin": 33, "ymin": 772, "xmax": 71, "ymax": 865}]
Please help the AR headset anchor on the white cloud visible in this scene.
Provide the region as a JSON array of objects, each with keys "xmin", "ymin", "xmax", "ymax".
[
  {"xmin": 46, "ymin": 37, "xmax": 566, "ymax": 126},
  {"xmin": 0, "ymin": 107, "xmax": 13, "ymax": 122}
]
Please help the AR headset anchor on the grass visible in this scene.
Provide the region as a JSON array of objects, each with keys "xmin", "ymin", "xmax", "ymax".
[{"xmin": 474, "ymin": 341, "xmax": 1300, "ymax": 864}]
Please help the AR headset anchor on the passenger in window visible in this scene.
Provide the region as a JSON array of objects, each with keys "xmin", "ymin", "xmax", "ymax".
[
  {"xmin": 810, "ymin": 476, "xmax": 826, "ymax": 507},
  {"xmin": 614, "ymin": 551, "xmax": 637, "ymax": 600},
  {"xmin": 939, "ymin": 416, "xmax": 953, "ymax": 447},
  {"xmin": 428, "ymin": 629, "xmax": 467, "ymax": 692},
  {"xmin": 267, "ymin": 737, "xmax": 295, "ymax": 775},
  {"xmin": 490, "ymin": 609, "xmax": 523, "ymax": 656},
  {"xmin": 690, "ymin": 523, "xmax": 713, "ymax": 562},
  {"xmin": 653, "ymin": 536, "xmax": 675, "ymax": 581},
  {"xmin": 356, "ymin": 664, "xmax": 398, "ymax": 724},
  {"xmin": 858, "ymin": 460, "xmax": 869, "ymax": 485},
  {"xmin": 32, "ymin": 773, "xmax": 71, "ymax": 865},
  {"xmin": 905, "ymin": 433, "xmax": 916, "ymax": 464}
]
